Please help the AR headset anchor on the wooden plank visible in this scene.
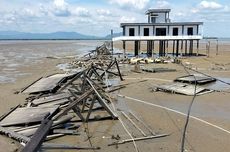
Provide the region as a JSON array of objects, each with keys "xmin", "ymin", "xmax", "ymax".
[
  {"xmin": 0, "ymin": 106, "xmax": 59, "ymax": 126},
  {"xmin": 174, "ymin": 74, "xmax": 216, "ymax": 84},
  {"xmin": 23, "ymin": 73, "xmax": 74, "ymax": 94},
  {"xmin": 108, "ymin": 134, "xmax": 169, "ymax": 146},
  {"xmin": 0, "ymin": 126, "xmax": 30, "ymax": 143},
  {"xmin": 32, "ymin": 93, "xmax": 71, "ymax": 106},
  {"xmin": 52, "ymin": 129, "xmax": 80, "ymax": 135},
  {"xmin": 37, "ymin": 99, "xmax": 70, "ymax": 107},
  {"xmin": 21, "ymin": 117, "xmax": 53, "ymax": 152},
  {"xmin": 0, "ymin": 104, "xmax": 20, "ymax": 121},
  {"xmin": 142, "ymin": 68, "xmax": 176, "ymax": 73},
  {"xmin": 156, "ymin": 83, "xmax": 213, "ymax": 96},
  {"xmin": 41, "ymin": 143, "xmax": 100, "ymax": 150}
]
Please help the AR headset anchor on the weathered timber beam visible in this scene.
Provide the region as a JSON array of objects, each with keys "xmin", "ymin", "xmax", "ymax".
[
  {"xmin": 108, "ymin": 134, "xmax": 169, "ymax": 146},
  {"xmin": 41, "ymin": 143, "xmax": 100, "ymax": 150},
  {"xmin": 53, "ymin": 88, "xmax": 94, "ymax": 120},
  {"xmin": 21, "ymin": 116, "xmax": 53, "ymax": 152}
]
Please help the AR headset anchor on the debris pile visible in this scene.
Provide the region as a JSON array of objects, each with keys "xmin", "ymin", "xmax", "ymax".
[
  {"xmin": 153, "ymin": 74, "xmax": 216, "ymax": 96},
  {"xmin": 0, "ymin": 43, "xmax": 170, "ymax": 151},
  {"xmin": 0, "ymin": 45, "xmax": 125, "ymax": 151}
]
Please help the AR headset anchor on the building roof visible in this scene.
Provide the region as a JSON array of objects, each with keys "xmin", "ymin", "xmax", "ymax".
[
  {"xmin": 145, "ymin": 9, "xmax": 171, "ymax": 14},
  {"xmin": 120, "ymin": 22, "xmax": 203, "ymax": 27}
]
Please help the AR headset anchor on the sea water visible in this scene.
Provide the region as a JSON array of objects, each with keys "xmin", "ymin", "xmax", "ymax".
[{"xmin": 0, "ymin": 40, "xmax": 104, "ymax": 83}]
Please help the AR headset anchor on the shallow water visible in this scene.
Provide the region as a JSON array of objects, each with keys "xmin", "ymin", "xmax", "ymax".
[
  {"xmin": 205, "ymin": 77, "xmax": 230, "ymax": 91},
  {"xmin": 0, "ymin": 40, "xmax": 104, "ymax": 83}
]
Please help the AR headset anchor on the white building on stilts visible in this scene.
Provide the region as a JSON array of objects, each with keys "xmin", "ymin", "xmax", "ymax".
[{"xmin": 113, "ymin": 9, "xmax": 203, "ymax": 56}]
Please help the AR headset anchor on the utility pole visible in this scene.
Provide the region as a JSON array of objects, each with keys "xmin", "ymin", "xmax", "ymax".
[{"xmin": 111, "ymin": 29, "xmax": 114, "ymax": 56}]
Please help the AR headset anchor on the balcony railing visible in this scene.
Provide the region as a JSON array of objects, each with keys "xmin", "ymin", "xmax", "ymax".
[{"xmin": 112, "ymin": 35, "xmax": 203, "ymax": 41}]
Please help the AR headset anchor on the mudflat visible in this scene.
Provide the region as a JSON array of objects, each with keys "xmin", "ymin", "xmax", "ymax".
[{"xmin": 0, "ymin": 40, "xmax": 230, "ymax": 152}]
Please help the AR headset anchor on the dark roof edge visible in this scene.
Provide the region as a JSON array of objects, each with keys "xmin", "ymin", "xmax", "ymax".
[
  {"xmin": 121, "ymin": 22, "xmax": 204, "ymax": 27},
  {"xmin": 145, "ymin": 9, "xmax": 171, "ymax": 14}
]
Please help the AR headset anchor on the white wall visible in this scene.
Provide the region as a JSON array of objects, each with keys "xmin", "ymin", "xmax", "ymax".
[
  {"xmin": 125, "ymin": 26, "xmax": 138, "ymax": 36},
  {"xmin": 140, "ymin": 26, "xmax": 153, "ymax": 36},
  {"xmin": 155, "ymin": 13, "xmax": 166, "ymax": 23},
  {"xmin": 184, "ymin": 25, "xmax": 198, "ymax": 35},
  {"xmin": 169, "ymin": 26, "xmax": 183, "ymax": 36},
  {"xmin": 123, "ymin": 25, "xmax": 200, "ymax": 36}
]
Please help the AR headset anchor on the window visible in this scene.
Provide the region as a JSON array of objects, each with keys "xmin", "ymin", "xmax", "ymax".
[
  {"xmin": 144, "ymin": 28, "xmax": 149, "ymax": 36},
  {"xmin": 187, "ymin": 27, "xmax": 193, "ymax": 35},
  {"xmin": 151, "ymin": 17, "xmax": 156, "ymax": 23},
  {"xmin": 173, "ymin": 28, "xmax": 178, "ymax": 36},
  {"xmin": 129, "ymin": 28, "xmax": 135, "ymax": 36},
  {"xmin": 156, "ymin": 28, "xmax": 166, "ymax": 36}
]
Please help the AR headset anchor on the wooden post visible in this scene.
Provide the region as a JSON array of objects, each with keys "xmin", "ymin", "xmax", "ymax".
[
  {"xmin": 166, "ymin": 40, "xmax": 169, "ymax": 56},
  {"xmin": 196, "ymin": 40, "xmax": 199, "ymax": 56},
  {"xmin": 173, "ymin": 40, "xmax": 175, "ymax": 56},
  {"xmin": 180, "ymin": 40, "xmax": 183, "ymax": 57},
  {"xmin": 216, "ymin": 39, "xmax": 219, "ymax": 55},
  {"xmin": 208, "ymin": 41, "xmax": 210, "ymax": 57},
  {"xmin": 123, "ymin": 41, "xmax": 126, "ymax": 58},
  {"xmin": 152, "ymin": 41, "xmax": 155, "ymax": 58},
  {"xmin": 139, "ymin": 41, "xmax": 141, "ymax": 56},
  {"xmin": 176, "ymin": 40, "xmax": 179, "ymax": 57},
  {"xmin": 134, "ymin": 40, "xmax": 139, "ymax": 56},
  {"xmin": 189, "ymin": 40, "xmax": 192, "ymax": 56},
  {"xmin": 147, "ymin": 41, "xmax": 152, "ymax": 57},
  {"xmin": 159, "ymin": 40, "xmax": 164, "ymax": 56},
  {"xmin": 185, "ymin": 40, "xmax": 187, "ymax": 56},
  {"xmin": 111, "ymin": 29, "xmax": 113, "ymax": 56}
]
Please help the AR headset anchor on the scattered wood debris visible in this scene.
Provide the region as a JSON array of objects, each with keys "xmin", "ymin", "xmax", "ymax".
[
  {"xmin": 142, "ymin": 67, "xmax": 176, "ymax": 73},
  {"xmin": 0, "ymin": 43, "xmax": 169, "ymax": 151},
  {"xmin": 154, "ymin": 83, "xmax": 213, "ymax": 96},
  {"xmin": 21, "ymin": 73, "xmax": 77, "ymax": 94},
  {"xmin": 174, "ymin": 74, "xmax": 216, "ymax": 85}
]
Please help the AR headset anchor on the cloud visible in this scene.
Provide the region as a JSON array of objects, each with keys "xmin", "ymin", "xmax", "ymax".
[
  {"xmin": 199, "ymin": 1, "xmax": 223, "ymax": 10},
  {"xmin": 155, "ymin": 0, "xmax": 170, "ymax": 8},
  {"xmin": 52, "ymin": 0, "xmax": 71, "ymax": 17},
  {"xmin": 96, "ymin": 9, "xmax": 112, "ymax": 16},
  {"xmin": 109, "ymin": 0, "xmax": 150, "ymax": 10},
  {"xmin": 119, "ymin": 16, "xmax": 136, "ymax": 23},
  {"xmin": 54, "ymin": 0, "xmax": 67, "ymax": 8},
  {"xmin": 71, "ymin": 7, "xmax": 90, "ymax": 17}
]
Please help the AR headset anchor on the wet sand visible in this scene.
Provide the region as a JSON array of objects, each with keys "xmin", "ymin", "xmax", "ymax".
[{"xmin": 0, "ymin": 41, "xmax": 230, "ymax": 152}]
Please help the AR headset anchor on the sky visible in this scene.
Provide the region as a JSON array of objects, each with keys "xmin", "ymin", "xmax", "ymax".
[{"xmin": 0, "ymin": 0, "xmax": 230, "ymax": 37}]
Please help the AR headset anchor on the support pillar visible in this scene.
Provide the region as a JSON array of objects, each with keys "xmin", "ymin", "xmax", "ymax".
[
  {"xmin": 123, "ymin": 41, "xmax": 126, "ymax": 58},
  {"xmin": 189, "ymin": 40, "xmax": 193, "ymax": 56},
  {"xmin": 159, "ymin": 40, "xmax": 164, "ymax": 56},
  {"xmin": 216, "ymin": 39, "xmax": 219, "ymax": 55},
  {"xmin": 134, "ymin": 40, "xmax": 139, "ymax": 56},
  {"xmin": 180, "ymin": 40, "xmax": 183, "ymax": 57},
  {"xmin": 152, "ymin": 41, "xmax": 155, "ymax": 58},
  {"xmin": 173, "ymin": 40, "xmax": 175, "ymax": 56},
  {"xmin": 185, "ymin": 40, "xmax": 188, "ymax": 56},
  {"xmin": 147, "ymin": 40, "xmax": 152, "ymax": 57},
  {"xmin": 166, "ymin": 40, "xmax": 169, "ymax": 56},
  {"xmin": 176, "ymin": 40, "xmax": 179, "ymax": 57},
  {"xmin": 196, "ymin": 40, "xmax": 199, "ymax": 56}
]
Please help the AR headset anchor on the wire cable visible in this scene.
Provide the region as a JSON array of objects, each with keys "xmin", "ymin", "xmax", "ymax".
[
  {"xmin": 104, "ymin": 70, "xmax": 139, "ymax": 152},
  {"xmin": 180, "ymin": 63, "xmax": 197, "ymax": 152}
]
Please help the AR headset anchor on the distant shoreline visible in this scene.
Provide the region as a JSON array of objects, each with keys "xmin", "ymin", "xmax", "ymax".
[{"xmin": 0, "ymin": 39, "xmax": 110, "ymax": 41}]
